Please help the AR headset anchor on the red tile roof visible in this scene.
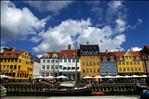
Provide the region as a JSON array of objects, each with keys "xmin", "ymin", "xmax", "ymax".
[
  {"xmin": 114, "ymin": 51, "xmax": 125, "ymax": 56},
  {"xmin": 59, "ymin": 50, "xmax": 79, "ymax": 58},
  {"xmin": 99, "ymin": 52, "xmax": 115, "ymax": 57},
  {"xmin": 2, "ymin": 50, "xmax": 25, "ymax": 58},
  {"xmin": 144, "ymin": 46, "xmax": 149, "ymax": 50}
]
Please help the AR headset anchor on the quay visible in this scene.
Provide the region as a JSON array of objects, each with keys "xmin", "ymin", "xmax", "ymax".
[{"xmin": 1, "ymin": 82, "xmax": 138, "ymax": 96}]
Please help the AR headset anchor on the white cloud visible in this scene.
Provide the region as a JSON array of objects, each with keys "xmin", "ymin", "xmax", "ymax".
[
  {"xmin": 115, "ymin": 18, "xmax": 126, "ymax": 33},
  {"xmin": 25, "ymin": 1, "xmax": 72, "ymax": 13},
  {"xmin": 131, "ymin": 47, "xmax": 142, "ymax": 51},
  {"xmin": 1, "ymin": 1, "xmax": 48, "ymax": 42},
  {"xmin": 33, "ymin": 19, "xmax": 127, "ymax": 53},
  {"xmin": 129, "ymin": 18, "xmax": 143, "ymax": 30},
  {"xmin": 108, "ymin": 1, "xmax": 123, "ymax": 9}
]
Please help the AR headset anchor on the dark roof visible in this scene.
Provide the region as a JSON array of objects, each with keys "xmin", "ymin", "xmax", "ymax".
[{"xmin": 80, "ymin": 45, "xmax": 99, "ymax": 51}]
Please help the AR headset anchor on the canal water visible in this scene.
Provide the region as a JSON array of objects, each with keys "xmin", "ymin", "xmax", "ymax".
[{"xmin": 2, "ymin": 96, "xmax": 139, "ymax": 99}]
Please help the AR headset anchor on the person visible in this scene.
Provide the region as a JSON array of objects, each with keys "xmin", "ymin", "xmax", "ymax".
[{"xmin": 140, "ymin": 89, "xmax": 149, "ymax": 99}]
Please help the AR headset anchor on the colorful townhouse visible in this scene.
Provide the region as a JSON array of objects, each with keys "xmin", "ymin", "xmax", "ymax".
[
  {"xmin": 141, "ymin": 46, "xmax": 149, "ymax": 74},
  {"xmin": 80, "ymin": 44, "xmax": 100, "ymax": 77},
  {"xmin": 115, "ymin": 51, "xmax": 144, "ymax": 75},
  {"xmin": 59, "ymin": 49, "xmax": 80, "ymax": 80},
  {"xmin": 40, "ymin": 52, "xmax": 59, "ymax": 77},
  {"xmin": 100, "ymin": 52, "xmax": 117, "ymax": 76},
  {"xmin": 0, "ymin": 47, "xmax": 33, "ymax": 81}
]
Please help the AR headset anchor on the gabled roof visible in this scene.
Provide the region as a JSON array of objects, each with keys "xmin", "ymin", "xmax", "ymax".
[
  {"xmin": 59, "ymin": 50, "xmax": 79, "ymax": 58},
  {"xmin": 1, "ymin": 49, "xmax": 25, "ymax": 58}
]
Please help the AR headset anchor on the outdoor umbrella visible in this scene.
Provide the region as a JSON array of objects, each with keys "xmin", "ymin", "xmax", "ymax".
[
  {"xmin": 94, "ymin": 75, "xmax": 104, "ymax": 78},
  {"xmin": 44, "ymin": 75, "xmax": 55, "ymax": 79},
  {"xmin": 56, "ymin": 75, "xmax": 68, "ymax": 79},
  {"xmin": 0, "ymin": 74, "xmax": 10, "ymax": 78},
  {"xmin": 83, "ymin": 75, "xmax": 93, "ymax": 79},
  {"xmin": 115, "ymin": 75, "xmax": 124, "ymax": 78}
]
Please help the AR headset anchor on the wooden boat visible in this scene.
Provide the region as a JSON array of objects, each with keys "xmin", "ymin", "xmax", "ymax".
[
  {"xmin": 45, "ymin": 81, "xmax": 92, "ymax": 96},
  {"xmin": 0, "ymin": 85, "xmax": 7, "ymax": 97}
]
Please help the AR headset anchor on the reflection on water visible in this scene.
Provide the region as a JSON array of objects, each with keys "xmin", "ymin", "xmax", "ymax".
[{"xmin": 3, "ymin": 96, "xmax": 139, "ymax": 99}]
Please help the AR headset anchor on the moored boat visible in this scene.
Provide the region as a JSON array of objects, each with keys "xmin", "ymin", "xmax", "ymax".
[{"xmin": 45, "ymin": 81, "xmax": 92, "ymax": 96}]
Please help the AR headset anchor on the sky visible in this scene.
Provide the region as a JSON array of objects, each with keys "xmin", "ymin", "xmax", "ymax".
[{"xmin": 1, "ymin": 0, "xmax": 149, "ymax": 55}]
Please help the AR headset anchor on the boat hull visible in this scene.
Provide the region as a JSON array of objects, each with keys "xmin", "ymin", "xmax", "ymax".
[{"xmin": 46, "ymin": 87, "xmax": 92, "ymax": 96}]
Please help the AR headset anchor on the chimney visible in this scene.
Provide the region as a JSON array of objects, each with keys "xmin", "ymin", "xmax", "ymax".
[
  {"xmin": 87, "ymin": 41, "xmax": 89, "ymax": 45},
  {"xmin": 68, "ymin": 44, "xmax": 71, "ymax": 50}
]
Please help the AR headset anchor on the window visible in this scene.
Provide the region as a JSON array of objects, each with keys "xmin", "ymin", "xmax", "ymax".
[
  {"xmin": 86, "ymin": 69, "xmax": 88, "ymax": 72},
  {"xmin": 82, "ymin": 62, "xmax": 84, "ymax": 66},
  {"xmin": 123, "ymin": 67, "xmax": 126, "ymax": 71},
  {"xmin": 135, "ymin": 67, "xmax": 137, "ymax": 71},
  {"xmin": 90, "ymin": 61, "xmax": 92, "ymax": 66},
  {"xmin": 18, "ymin": 65, "xmax": 20, "ymax": 69},
  {"xmin": 82, "ymin": 69, "xmax": 85, "ymax": 73},
  {"xmin": 47, "ymin": 65, "xmax": 49, "ymax": 69},
  {"xmin": 42, "ymin": 65, "xmax": 45, "ymax": 69},
  {"xmin": 10, "ymin": 65, "xmax": 13, "ymax": 69},
  {"xmin": 93, "ymin": 61, "xmax": 95, "ymax": 65},
  {"xmin": 86, "ymin": 62, "xmax": 88, "ymax": 66},
  {"xmin": 55, "ymin": 65, "xmax": 58, "ymax": 69},
  {"xmin": 51, "ymin": 65, "xmax": 54, "ymax": 69},
  {"xmin": 123, "ymin": 61, "xmax": 125, "ymax": 65},
  {"xmin": 130, "ymin": 61, "xmax": 133, "ymax": 65},
  {"xmin": 64, "ymin": 59, "xmax": 67, "ymax": 62},
  {"xmin": 68, "ymin": 59, "xmax": 71, "ymax": 62},
  {"xmin": 137, "ymin": 61, "xmax": 140, "ymax": 65},
  {"xmin": 138, "ymin": 67, "xmax": 141, "ymax": 71},
  {"xmin": 126, "ymin": 61, "xmax": 129, "ymax": 65},
  {"xmin": 55, "ymin": 60, "xmax": 59, "ymax": 63},
  {"xmin": 119, "ymin": 62, "xmax": 121, "ymax": 65},
  {"xmin": 46, "ymin": 73, "xmax": 49, "ymax": 76},
  {"xmin": 14, "ymin": 65, "xmax": 16, "ymax": 69},
  {"xmin": 119, "ymin": 67, "xmax": 122, "ymax": 71},
  {"xmin": 131, "ymin": 67, "xmax": 134, "ymax": 72},
  {"xmin": 59, "ymin": 65, "xmax": 62, "ymax": 69},
  {"xmin": 97, "ymin": 62, "xmax": 99, "ymax": 65},
  {"xmin": 76, "ymin": 59, "xmax": 79, "ymax": 62},
  {"xmin": 134, "ymin": 61, "xmax": 136, "ymax": 65},
  {"xmin": 127, "ymin": 67, "xmax": 130, "ymax": 71},
  {"xmin": 51, "ymin": 60, "xmax": 54, "ymax": 63},
  {"xmin": 73, "ymin": 59, "xmax": 75, "ymax": 62},
  {"xmin": 60, "ymin": 59, "xmax": 62, "ymax": 62},
  {"xmin": 43, "ymin": 60, "xmax": 45, "ymax": 63},
  {"xmin": 90, "ymin": 69, "xmax": 92, "ymax": 72},
  {"xmin": 47, "ymin": 60, "xmax": 50, "ymax": 63},
  {"xmin": 41, "ymin": 73, "xmax": 44, "ymax": 77}
]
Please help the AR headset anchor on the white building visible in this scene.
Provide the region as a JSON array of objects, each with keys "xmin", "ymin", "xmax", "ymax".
[
  {"xmin": 32, "ymin": 57, "xmax": 40, "ymax": 78},
  {"xmin": 40, "ymin": 52, "xmax": 59, "ymax": 77},
  {"xmin": 59, "ymin": 50, "xmax": 80, "ymax": 80}
]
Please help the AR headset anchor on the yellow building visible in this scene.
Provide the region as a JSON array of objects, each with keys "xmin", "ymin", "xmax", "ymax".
[
  {"xmin": 80, "ymin": 45, "xmax": 100, "ymax": 77},
  {"xmin": 116, "ymin": 51, "xmax": 144, "ymax": 75},
  {"xmin": 0, "ymin": 48, "xmax": 33, "ymax": 81}
]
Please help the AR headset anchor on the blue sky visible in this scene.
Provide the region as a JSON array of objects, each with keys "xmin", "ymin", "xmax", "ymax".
[{"xmin": 1, "ymin": 0, "xmax": 149, "ymax": 55}]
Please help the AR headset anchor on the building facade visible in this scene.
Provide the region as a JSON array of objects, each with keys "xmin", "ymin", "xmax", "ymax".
[
  {"xmin": 32, "ymin": 57, "xmax": 40, "ymax": 78},
  {"xmin": 0, "ymin": 48, "xmax": 33, "ymax": 80},
  {"xmin": 40, "ymin": 52, "xmax": 59, "ymax": 77},
  {"xmin": 141, "ymin": 46, "xmax": 149, "ymax": 74},
  {"xmin": 100, "ymin": 52, "xmax": 117, "ymax": 76},
  {"xmin": 80, "ymin": 44, "xmax": 100, "ymax": 77},
  {"xmin": 59, "ymin": 50, "xmax": 80, "ymax": 80},
  {"xmin": 116, "ymin": 51, "xmax": 144, "ymax": 75}
]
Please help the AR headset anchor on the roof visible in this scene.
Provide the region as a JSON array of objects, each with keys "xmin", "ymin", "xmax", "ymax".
[
  {"xmin": 1, "ymin": 49, "xmax": 25, "ymax": 58},
  {"xmin": 80, "ymin": 45, "xmax": 99, "ymax": 51},
  {"xmin": 99, "ymin": 52, "xmax": 115, "ymax": 57},
  {"xmin": 59, "ymin": 50, "xmax": 79, "ymax": 58},
  {"xmin": 114, "ymin": 51, "xmax": 125, "ymax": 56},
  {"xmin": 144, "ymin": 46, "xmax": 149, "ymax": 50}
]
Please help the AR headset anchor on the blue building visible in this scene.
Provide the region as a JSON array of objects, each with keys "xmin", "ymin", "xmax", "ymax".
[{"xmin": 100, "ymin": 52, "xmax": 117, "ymax": 76}]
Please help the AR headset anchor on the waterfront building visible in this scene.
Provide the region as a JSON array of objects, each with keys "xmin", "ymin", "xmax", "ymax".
[
  {"xmin": 40, "ymin": 52, "xmax": 59, "ymax": 77},
  {"xmin": 0, "ymin": 47, "xmax": 33, "ymax": 81},
  {"xmin": 32, "ymin": 57, "xmax": 40, "ymax": 78},
  {"xmin": 100, "ymin": 52, "xmax": 117, "ymax": 76},
  {"xmin": 59, "ymin": 49, "xmax": 80, "ymax": 80},
  {"xmin": 116, "ymin": 51, "xmax": 144, "ymax": 75},
  {"xmin": 80, "ymin": 44, "xmax": 100, "ymax": 77},
  {"xmin": 141, "ymin": 46, "xmax": 149, "ymax": 74}
]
